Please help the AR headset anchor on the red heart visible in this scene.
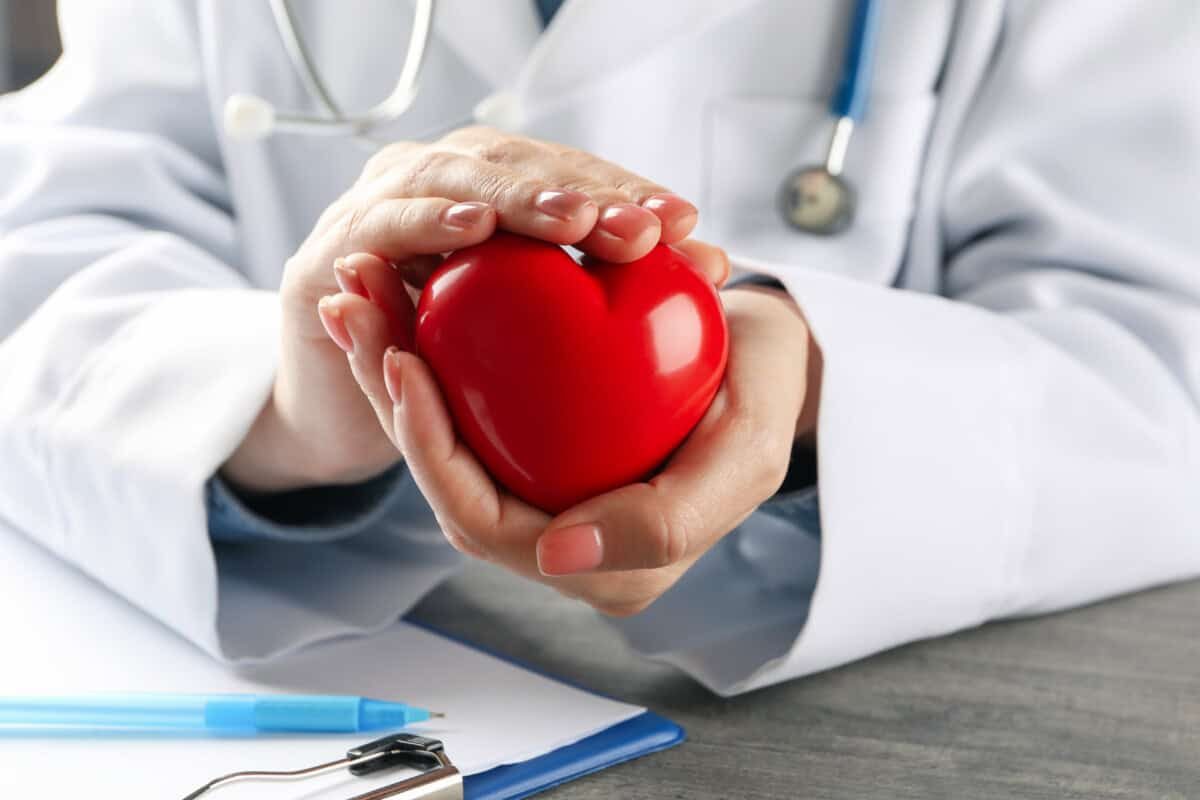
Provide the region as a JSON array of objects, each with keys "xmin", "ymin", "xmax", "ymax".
[{"xmin": 415, "ymin": 233, "xmax": 729, "ymax": 514}]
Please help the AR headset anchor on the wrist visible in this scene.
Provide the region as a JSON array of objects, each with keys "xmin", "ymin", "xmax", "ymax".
[
  {"xmin": 220, "ymin": 388, "xmax": 326, "ymax": 493},
  {"xmin": 724, "ymin": 283, "xmax": 822, "ymax": 444}
]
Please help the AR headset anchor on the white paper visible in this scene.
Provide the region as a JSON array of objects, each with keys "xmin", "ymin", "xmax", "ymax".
[{"xmin": 0, "ymin": 523, "xmax": 644, "ymax": 798}]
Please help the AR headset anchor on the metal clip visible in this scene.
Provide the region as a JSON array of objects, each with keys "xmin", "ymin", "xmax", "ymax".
[{"xmin": 181, "ymin": 732, "xmax": 463, "ymax": 800}]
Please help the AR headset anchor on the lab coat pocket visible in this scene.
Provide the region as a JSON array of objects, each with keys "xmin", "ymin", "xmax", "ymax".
[{"xmin": 701, "ymin": 94, "xmax": 937, "ymax": 284}]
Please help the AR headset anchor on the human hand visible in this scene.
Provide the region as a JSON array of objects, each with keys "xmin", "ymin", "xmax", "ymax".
[
  {"xmin": 366, "ymin": 283, "xmax": 820, "ymax": 616},
  {"xmin": 222, "ymin": 126, "xmax": 725, "ymax": 492}
]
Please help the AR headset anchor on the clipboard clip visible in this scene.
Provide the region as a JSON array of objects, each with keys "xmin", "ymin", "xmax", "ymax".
[{"xmin": 182, "ymin": 732, "xmax": 463, "ymax": 799}]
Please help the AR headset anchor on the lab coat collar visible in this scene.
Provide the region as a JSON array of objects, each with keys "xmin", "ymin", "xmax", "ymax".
[
  {"xmin": 433, "ymin": 0, "xmax": 543, "ymax": 90},
  {"xmin": 435, "ymin": 0, "xmax": 767, "ymax": 103}
]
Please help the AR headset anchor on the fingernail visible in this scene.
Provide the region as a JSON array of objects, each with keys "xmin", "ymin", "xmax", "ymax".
[
  {"xmin": 642, "ymin": 193, "xmax": 698, "ymax": 218},
  {"xmin": 534, "ymin": 188, "xmax": 594, "ymax": 221},
  {"xmin": 537, "ymin": 524, "xmax": 604, "ymax": 576},
  {"xmin": 333, "ymin": 258, "xmax": 368, "ymax": 298},
  {"xmin": 597, "ymin": 203, "xmax": 659, "ymax": 242},
  {"xmin": 383, "ymin": 346, "xmax": 403, "ymax": 406},
  {"xmin": 317, "ymin": 297, "xmax": 353, "ymax": 353},
  {"xmin": 643, "ymin": 193, "xmax": 698, "ymax": 240},
  {"xmin": 442, "ymin": 201, "xmax": 492, "ymax": 230}
]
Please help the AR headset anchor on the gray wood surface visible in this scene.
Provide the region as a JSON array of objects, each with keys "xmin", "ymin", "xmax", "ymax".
[{"xmin": 409, "ymin": 562, "xmax": 1200, "ymax": 800}]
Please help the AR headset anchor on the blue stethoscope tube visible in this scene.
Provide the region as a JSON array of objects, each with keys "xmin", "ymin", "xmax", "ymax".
[{"xmin": 832, "ymin": 0, "xmax": 882, "ymax": 123}]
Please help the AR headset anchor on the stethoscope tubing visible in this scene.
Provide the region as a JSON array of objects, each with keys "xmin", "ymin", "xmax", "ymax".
[
  {"xmin": 228, "ymin": 0, "xmax": 437, "ymax": 140},
  {"xmin": 831, "ymin": 0, "xmax": 882, "ymax": 123}
]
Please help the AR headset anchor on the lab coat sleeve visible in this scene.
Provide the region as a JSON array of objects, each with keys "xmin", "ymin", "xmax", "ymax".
[
  {"xmin": 0, "ymin": 0, "xmax": 463, "ymax": 662},
  {"xmin": 207, "ymin": 468, "xmax": 410, "ymax": 544},
  {"xmin": 635, "ymin": 3, "xmax": 1200, "ymax": 696}
]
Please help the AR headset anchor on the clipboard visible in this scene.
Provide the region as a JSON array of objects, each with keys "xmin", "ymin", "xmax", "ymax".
[
  {"xmin": 179, "ymin": 624, "xmax": 685, "ymax": 799},
  {"xmin": 183, "ymin": 712, "xmax": 683, "ymax": 799}
]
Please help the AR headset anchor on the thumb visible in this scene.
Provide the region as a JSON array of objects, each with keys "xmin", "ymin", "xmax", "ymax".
[{"xmin": 535, "ymin": 482, "xmax": 702, "ymax": 576}]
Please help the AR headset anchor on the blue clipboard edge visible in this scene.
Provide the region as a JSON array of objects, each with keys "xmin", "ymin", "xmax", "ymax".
[
  {"xmin": 406, "ymin": 620, "xmax": 686, "ymax": 799},
  {"xmin": 464, "ymin": 711, "xmax": 685, "ymax": 800}
]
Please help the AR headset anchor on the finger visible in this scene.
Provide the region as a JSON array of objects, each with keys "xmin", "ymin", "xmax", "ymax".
[
  {"xmin": 336, "ymin": 197, "xmax": 497, "ymax": 263},
  {"xmin": 511, "ymin": 151, "xmax": 680, "ymax": 258},
  {"xmin": 453, "ymin": 134, "xmax": 691, "ymax": 259},
  {"xmin": 323, "ymin": 292, "xmax": 402, "ymax": 449},
  {"xmin": 537, "ymin": 307, "xmax": 807, "ymax": 575},
  {"xmin": 642, "ymin": 193, "xmax": 699, "ymax": 244},
  {"xmin": 529, "ymin": 149, "xmax": 697, "ymax": 246},
  {"xmin": 573, "ymin": 203, "xmax": 663, "ymax": 263},
  {"xmin": 443, "ymin": 128, "xmax": 693, "ymax": 233},
  {"xmin": 671, "ymin": 239, "xmax": 731, "ymax": 287},
  {"xmin": 337, "ymin": 252, "xmax": 417, "ymax": 352},
  {"xmin": 362, "ymin": 149, "xmax": 600, "ymax": 245},
  {"xmin": 384, "ymin": 350, "xmax": 550, "ymax": 562}
]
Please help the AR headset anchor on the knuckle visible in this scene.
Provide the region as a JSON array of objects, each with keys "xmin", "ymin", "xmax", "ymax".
[
  {"xmin": 336, "ymin": 203, "xmax": 371, "ymax": 245},
  {"xmin": 392, "ymin": 198, "xmax": 432, "ymax": 232},
  {"xmin": 470, "ymin": 136, "xmax": 534, "ymax": 165},
  {"xmin": 475, "ymin": 170, "xmax": 522, "ymax": 208},
  {"xmin": 645, "ymin": 492, "xmax": 692, "ymax": 569},
  {"xmin": 550, "ymin": 146, "xmax": 599, "ymax": 170},
  {"xmin": 612, "ymin": 177, "xmax": 661, "ymax": 200},
  {"xmin": 401, "ymin": 149, "xmax": 461, "ymax": 193},
  {"xmin": 558, "ymin": 177, "xmax": 623, "ymax": 203}
]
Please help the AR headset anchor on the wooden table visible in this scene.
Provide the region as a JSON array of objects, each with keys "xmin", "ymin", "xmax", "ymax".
[{"xmin": 410, "ymin": 562, "xmax": 1200, "ymax": 799}]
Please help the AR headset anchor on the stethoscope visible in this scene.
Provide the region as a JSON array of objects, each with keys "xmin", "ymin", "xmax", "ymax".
[
  {"xmin": 777, "ymin": 0, "xmax": 881, "ymax": 235},
  {"xmin": 223, "ymin": 0, "xmax": 881, "ymax": 236},
  {"xmin": 222, "ymin": 0, "xmax": 438, "ymax": 142}
]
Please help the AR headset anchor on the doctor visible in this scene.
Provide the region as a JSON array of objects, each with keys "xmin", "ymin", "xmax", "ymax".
[{"xmin": 1, "ymin": 0, "xmax": 1198, "ymax": 696}]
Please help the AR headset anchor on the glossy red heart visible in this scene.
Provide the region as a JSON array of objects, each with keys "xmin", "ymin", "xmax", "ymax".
[{"xmin": 415, "ymin": 233, "xmax": 729, "ymax": 514}]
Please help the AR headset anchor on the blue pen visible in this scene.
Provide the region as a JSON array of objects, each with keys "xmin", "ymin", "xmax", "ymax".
[{"xmin": 0, "ymin": 694, "xmax": 443, "ymax": 733}]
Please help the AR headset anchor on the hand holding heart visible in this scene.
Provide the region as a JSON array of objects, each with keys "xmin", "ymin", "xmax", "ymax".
[
  {"xmin": 225, "ymin": 124, "xmax": 819, "ymax": 616},
  {"xmin": 222, "ymin": 125, "xmax": 724, "ymax": 492},
  {"xmin": 339, "ymin": 236, "xmax": 818, "ymax": 614},
  {"xmin": 376, "ymin": 276, "xmax": 816, "ymax": 615}
]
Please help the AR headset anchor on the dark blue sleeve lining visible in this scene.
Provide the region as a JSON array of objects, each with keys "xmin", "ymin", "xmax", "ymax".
[{"xmin": 207, "ymin": 463, "xmax": 412, "ymax": 544}]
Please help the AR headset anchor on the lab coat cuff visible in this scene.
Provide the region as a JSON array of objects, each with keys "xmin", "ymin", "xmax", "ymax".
[
  {"xmin": 724, "ymin": 261, "xmax": 1025, "ymax": 692},
  {"xmin": 206, "ymin": 464, "xmax": 412, "ymax": 544}
]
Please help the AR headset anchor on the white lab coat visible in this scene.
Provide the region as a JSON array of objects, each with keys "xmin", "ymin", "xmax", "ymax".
[{"xmin": 1, "ymin": 0, "xmax": 1197, "ymax": 695}]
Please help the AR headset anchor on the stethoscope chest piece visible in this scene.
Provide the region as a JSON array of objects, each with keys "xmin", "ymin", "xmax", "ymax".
[
  {"xmin": 777, "ymin": 0, "xmax": 880, "ymax": 236},
  {"xmin": 778, "ymin": 165, "xmax": 855, "ymax": 235}
]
